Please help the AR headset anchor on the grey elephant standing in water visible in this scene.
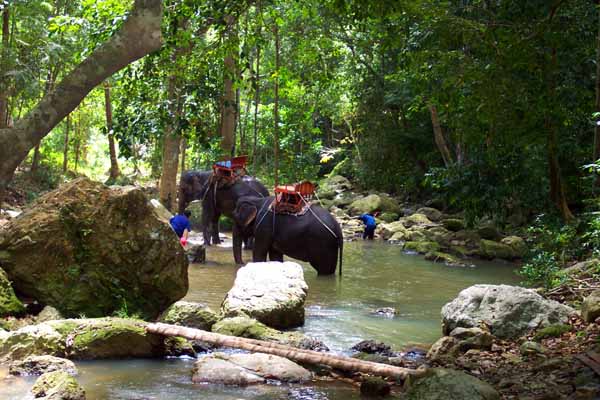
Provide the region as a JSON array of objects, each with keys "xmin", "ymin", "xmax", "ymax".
[{"xmin": 232, "ymin": 195, "xmax": 343, "ymax": 275}]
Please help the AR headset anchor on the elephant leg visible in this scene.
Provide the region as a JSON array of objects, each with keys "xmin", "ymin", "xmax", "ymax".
[
  {"xmin": 252, "ymin": 240, "xmax": 269, "ymax": 262},
  {"xmin": 232, "ymin": 226, "xmax": 244, "ymax": 265},
  {"xmin": 268, "ymin": 248, "xmax": 284, "ymax": 262},
  {"xmin": 212, "ymin": 213, "xmax": 221, "ymax": 244},
  {"xmin": 243, "ymin": 236, "xmax": 254, "ymax": 250}
]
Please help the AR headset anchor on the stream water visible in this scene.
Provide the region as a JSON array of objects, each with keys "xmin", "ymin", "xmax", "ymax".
[{"xmin": 0, "ymin": 240, "xmax": 521, "ymax": 399}]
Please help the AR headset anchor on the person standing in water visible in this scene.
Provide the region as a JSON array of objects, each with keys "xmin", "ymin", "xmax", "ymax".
[
  {"xmin": 170, "ymin": 210, "xmax": 191, "ymax": 246},
  {"xmin": 358, "ymin": 212, "xmax": 377, "ymax": 240}
]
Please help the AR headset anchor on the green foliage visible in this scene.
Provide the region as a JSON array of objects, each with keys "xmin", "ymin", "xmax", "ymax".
[
  {"xmin": 533, "ymin": 324, "xmax": 572, "ymax": 342},
  {"xmin": 519, "ymin": 251, "xmax": 562, "ymax": 289}
]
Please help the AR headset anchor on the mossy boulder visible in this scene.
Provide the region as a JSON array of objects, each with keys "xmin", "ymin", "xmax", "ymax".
[
  {"xmin": 318, "ymin": 175, "xmax": 352, "ymax": 199},
  {"xmin": 533, "ymin": 324, "xmax": 571, "ymax": 341},
  {"xmin": 47, "ymin": 318, "xmax": 166, "ymax": 360},
  {"xmin": 332, "ymin": 192, "xmax": 359, "ymax": 208},
  {"xmin": 500, "ymin": 236, "xmax": 528, "ymax": 259},
  {"xmin": 477, "ymin": 223, "xmax": 502, "ymax": 241},
  {"xmin": 0, "ymin": 323, "xmax": 65, "ymax": 361},
  {"xmin": 404, "ymin": 368, "xmax": 500, "ymax": 400},
  {"xmin": 31, "ymin": 370, "xmax": 85, "ymax": 400},
  {"xmin": 0, "ymin": 178, "xmax": 188, "ymax": 319},
  {"xmin": 582, "ymin": 290, "xmax": 600, "ymax": 323},
  {"xmin": 9, "ymin": 355, "xmax": 78, "ymax": 376},
  {"xmin": 442, "ymin": 218, "xmax": 465, "ymax": 232},
  {"xmin": 0, "ymin": 267, "xmax": 24, "ymax": 317},
  {"xmin": 478, "ymin": 239, "xmax": 517, "ymax": 260},
  {"xmin": 425, "ymin": 252, "xmax": 466, "ymax": 268},
  {"xmin": 158, "ymin": 301, "xmax": 218, "ymax": 331},
  {"xmin": 404, "ymin": 241, "xmax": 440, "ymax": 254},
  {"xmin": 377, "ymin": 221, "xmax": 408, "ymax": 240},
  {"xmin": 379, "ymin": 212, "xmax": 400, "ymax": 223},
  {"xmin": 402, "ymin": 213, "xmax": 433, "ymax": 228},
  {"xmin": 211, "ymin": 316, "xmax": 320, "ymax": 349},
  {"xmin": 416, "ymin": 207, "xmax": 443, "ymax": 222},
  {"xmin": 349, "ymin": 194, "xmax": 400, "ymax": 215}
]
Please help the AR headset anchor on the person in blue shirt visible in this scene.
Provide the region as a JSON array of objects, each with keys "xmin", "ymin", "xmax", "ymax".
[
  {"xmin": 359, "ymin": 212, "xmax": 377, "ymax": 240},
  {"xmin": 170, "ymin": 210, "xmax": 191, "ymax": 246}
]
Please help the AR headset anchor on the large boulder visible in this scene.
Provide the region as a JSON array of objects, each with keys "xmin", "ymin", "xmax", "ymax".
[
  {"xmin": 9, "ymin": 355, "xmax": 78, "ymax": 376},
  {"xmin": 478, "ymin": 239, "xmax": 517, "ymax": 260},
  {"xmin": 416, "ymin": 207, "xmax": 443, "ymax": 222},
  {"xmin": 500, "ymin": 236, "xmax": 528, "ymax": 259},
  {"xmin": 0, "ymin": 266, "xmax": 24, "ymax": 317},
  {"xmin": 31, "ymin": 370, "xmax": 85, "ymax": 400},
  {"xmin": 192, "ymin": 352, "xmax": 312, "ymax": 385},
  {"xmin": 582, "ymin": 290, "xmax": 600, "ymax": 323},
  {"xmin": 0, "ymin": 318, "xmax": 176, "ymax": 361},
  {"xmin": 441, "ymin": 285, "xmax": 576, "ymax": 339},
  {"xmin": 318, "ymin": 175, "xmax": 353, "ymax": 198},
  {"xmin": 0, "ymin": 178, "xmax": 188, "ymax": 319},
  {"xmin": 349, "ymin": 194, "xmax": 401, "ymax": 215},
  {"xmin": 221, "ymin": 262, "xmax": 308, "ymax": 329},
  {"xmin": 158, "ymin": 301, "xmax": 218, "ymax": 331},
  {"xmin": 377, "ymin": 221, "xmax": 408, "ymax": 240},
  {"xmin": 404, "ymin": 368, "xmax": 500, "ymax": 400}
]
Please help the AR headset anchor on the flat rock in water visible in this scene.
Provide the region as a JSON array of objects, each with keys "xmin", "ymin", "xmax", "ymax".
[
  {"xmin": 31, "ymin": 370, "xmax": 85, "ymax": 400},
  {"xmin": 221, "ymin": 262, "xmax": 308, "ymax": 329},
  {"xmin": 9, "ymin": 355, "xmax": 78, "ymax": 376},
  {"xmin": 0, "ymin": 178, "xmax": 188, "ymax": 319},
  {"xmin": 442, "ymin": 284, "xmax": 576, "ymax": 339},
  {"xmin": 192, "ymin": 352, "xmax": 312, "ymax": 385}
]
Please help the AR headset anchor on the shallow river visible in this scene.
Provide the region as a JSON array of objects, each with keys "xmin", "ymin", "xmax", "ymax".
[{"xmin": 0, "ymin": 240, "xmax": 520, "ymax": 399}]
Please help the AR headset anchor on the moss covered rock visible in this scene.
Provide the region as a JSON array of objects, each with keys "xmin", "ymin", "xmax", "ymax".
[
  {"xmin": 0, "ymin": 267, "xmax": 24, "ymax": 317},
  {"xmin": 404, "ymin": 241, "xmax": 440, "ymax": 254},
  {"xmin": 582, "ymin": 289, "xmax": 600, "ymax": 323},
  {"xmin": 442, "ymin": 218, "xmax": 465, "ymax": 232},
  {"xmin": 9, "ymin": 355, "xmax": 78, "ymax": 376},
  {"xmin": 405, "ymin": 368, "xmax": 500, "ymax": 400},
  {"xmin": 0, "ymin": 178, "xmax": 188, "ymax": 319},
  {"xmin": 31, "ymin": 370, "xmax": 85, "ymax": 400},
  {"xmin": 533, "ymin": 324, "xmax": 572, "ymax": 341},
  {"xmin": 0, "ymin": 323, "xmax": 65, "ymax": 361},
  {"xmin": 416, "ymin": 207, "xmax": 443, "ymax": 222},
  {"xmin": 379, "ymin": 212, "xmax": 400, "ymax": 223},
  {"xmin": 402, "ymin": 213, "xmax": 433, "ymax": 228},
  {"xmin": 377, "ymin": 221, "xmax": 407, "ymax": 240},
  {"xmin": 425, "ymin": 252, "xmax": 466, "ymax": 267},
  {"xmin": 478, "ymin": 239, "xmax": 516, "ymax": 260},
  {"xmin": 349, "ymin": 194, "xmax": 400, "ymax": 215},
  {"xmin": 158, "ymin": 301, "xmax": 218, "ymax": 331},
  {"xmin": 500, "ymin": 236, "xmax": 528, "ymax": 259}
]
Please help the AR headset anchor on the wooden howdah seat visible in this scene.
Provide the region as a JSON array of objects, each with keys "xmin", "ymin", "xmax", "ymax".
[
  {"xmin": 273, "ymin": 181, "xmax": 315, "ymax": 214},
  {"xmin": 213, "ymin": 155, "xmax": 248, "ymax": 183}
]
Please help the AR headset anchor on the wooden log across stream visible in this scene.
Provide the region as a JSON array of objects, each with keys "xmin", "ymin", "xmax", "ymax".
[{"xmin": 147, "ymin": 322, "xmax": 428, "ymax": 380}]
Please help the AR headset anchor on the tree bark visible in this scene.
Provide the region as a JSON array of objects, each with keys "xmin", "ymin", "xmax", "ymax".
[
  {"xmin": 62, "ymin": 114, "xmax": 70, "ymax": 173},
  {"xmin": 428, "ymin": 103, "xmax": 454, "ymax": 167},
  {"xmin": 0, "ymin": 0, "xmax": 163, "ymax": 203},
  {"xmin": 31, "ymin": 145, "xmax": 41, "ymax": 174},
  {"xmin": 273, "ymin": 21, "xmax": 280, "ymax": 186},
  {"xmin": 220, "ymin": 15, "xmax": 238, "ymax": 157},
  {"xmin": 253, "ymin": 44, "xmax": 261, "ymax": 173},
  {"xmin": 180, "ymin": 137, "xmax": 187, "ymax": 174},
  {"xmin": 104, "ymin": 81, "xmax": 120, "ymax": 180},
  {"xmin": 147, "ymin": 322, "xmax": 426, "ymax": 381},
  {"xmin": 594, "ymin": 8, "xmax": 600, "ymax": 186},
  {"xmin": 159, "ymin": 72, "xmax": 182, "ymax": 212},
  {"xmin": 0, "ymin": 7, "xmax": 9, "ymax": 129}
]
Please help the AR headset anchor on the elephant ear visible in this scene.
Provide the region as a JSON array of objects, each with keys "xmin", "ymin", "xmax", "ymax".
[{"xmin": 240, "ymin": 203, "xmax": 258, "ymax": 227}]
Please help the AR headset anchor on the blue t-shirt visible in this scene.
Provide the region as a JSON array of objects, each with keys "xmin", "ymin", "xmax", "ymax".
[
  {"xmin": 359, "ymin": 214, "xmax": 377, "ymax": 228},
  {"xmin": 170, "ymin": 215, "xmax": 191, "ymax": 238}
]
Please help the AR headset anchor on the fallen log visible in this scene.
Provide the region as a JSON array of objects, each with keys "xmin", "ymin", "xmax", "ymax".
[{"xmin": 147, "ymin": 322, "xmax": 427, "ymax": 380}]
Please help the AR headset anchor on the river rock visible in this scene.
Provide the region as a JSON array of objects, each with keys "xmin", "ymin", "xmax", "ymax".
[
  {"xmin": 442, "ymin": 218, "xmax": 465, "ymax": 232},
  {"xmin": 449, "ymin": 327, "xmax": 494, "ymax": 351},
  {"xmin": 0, "ymin": 323, "xmax": 65, "ymax": 361},
  {"xmin": 360, "ymin": 376, "xmax": 391, "ymax": 397},
  {"xmin": 158, "ymin": 301, "xmax": 218, "ymax": 331},
  {"xmin": 36, "ymin": 306, "xmax": 64, "ymax": 324},
  {"xmin": 211, "ymin": 316, "xmax": 326, "ymax": 350},
  {"xmin": 478, "ymin": 239, "xmax": 517, "ymax": 260},
  {"xmin": 404, "ymin": 368, "xmax": 500, "ymax": 400},
  {"xmin": 426, "ymin": 336, "xmax": 460, "ymax": 362},
  {"xmin": 348, "ymin": 194, "xmax": 400, "ymax": 215},
  {"xmin": 332, "ymin": 192, "xmax": 358, "ymax": 208},
  {"xmin": 221, "ymin": 262, "xmax": 308, "ymax": 329},
  {"xmin": 500, "ymin": 236, "xmax": 527, "ymax": 258},
  {"xmin": 0, "ymin": 178, "xmax": 188, "ymax": 319},
  {"xmin": 379, "ymin": 212, "xmax": 400, "ymax": 223},
  {"xmin": 351, "ymin": 340, "xmax": 394, "ymax": 356},
  {"xmin": 31, "ymin": 370, "xmax": 85, "ymax": 400},
  {"xmin": 477, "ymin": 223, "xmax": 502, "ymax": 241},
  {"xmin": 319, "ymin": 175, "xmax": 353, "ymax": 198},
  {"xmin": 404, "ymin": 241, "xmax": 440, "ymax": 254},
  {"xmin": 0, "ymin": 266, "xmax": 24, "ymax": 317},
  {"xmin": 416, "ymin": 207, "xmax": 443, "ymax": 222},
  {"xmin": 402, "ymin": 213, "xmax": 433, "ymax": 228},
  {"xmin": 377, "ymin": 221, "xmax": 408, "ymax": 240},
  {"xmin": 425, "ymin": 252, "xmax": 466, "ymax": 268},
  {"xmin": 441, "ymin": 285, "xmax": 576, "ymax": 339},
  {"xmin": 9, "ymin": 355, "xmax": 78, "ymax": 376},
  {"xmin": 192, "ymin": 352, "xmax": 312, "ymax": 385},
  {"xmin": 582, "ymin": 290, "xmax": 600, "ymax": 323}
]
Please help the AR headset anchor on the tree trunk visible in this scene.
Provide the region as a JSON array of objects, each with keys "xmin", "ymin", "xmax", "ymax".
[
  {"xmin": 253, "ymin": 44, "xmax": 261, "ymax": 173},
  {"xmin": 62, "ymin": 114, "xmax": 70, "ymax": 173},
  {"xmin": 220, "ymin": 15, "xmax": 238, "ymax": 157},
  {"xmin": 159, "ymin": 72, "xmax": 182, "ymax": 212},
  {"xmin": 104, "ymin": 81, "xmax": 120, "ymax": 180},
  {"xmin": 147, "ymin": 323, "xmax": 426, "ymax": 381},
  {"xmin": 594, "ymin": 8, "xmax": 600, "ymax": 187},
  {"xmin": 273, "ymin": 21, "xmax": 280, "ymax": 186},
  {"xmin": 180, "ymin": 137, "xmax": 187, "ymax": 173},
  {"xmin": 428, "ymin": 103, "xmax": 453, "ymax": 167},
  {"xmin": 0, "ymin": 7, "xmax": 9, "ymax": 129},
  {"xmin": 0, "ymin": 0, "xmax": 163, "ymax": 204},
  {"xmin": 31, "ymin": 145, "xmax": 41, "ymax": 174}
]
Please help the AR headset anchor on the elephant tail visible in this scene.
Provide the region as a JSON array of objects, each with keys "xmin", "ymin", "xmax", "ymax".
[{"xmin": 338, "ymin": 235, "xmax": 343, "ymax": 276}]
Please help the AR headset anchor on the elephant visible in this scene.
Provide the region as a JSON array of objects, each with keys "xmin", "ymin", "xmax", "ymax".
[
  {"xmin": 178, "ymin": 170, "xmax": 269, "ymax": 262},
  {"xmin": 232, "ymin": 195, "xmax": 344, "ymax": 275}
]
